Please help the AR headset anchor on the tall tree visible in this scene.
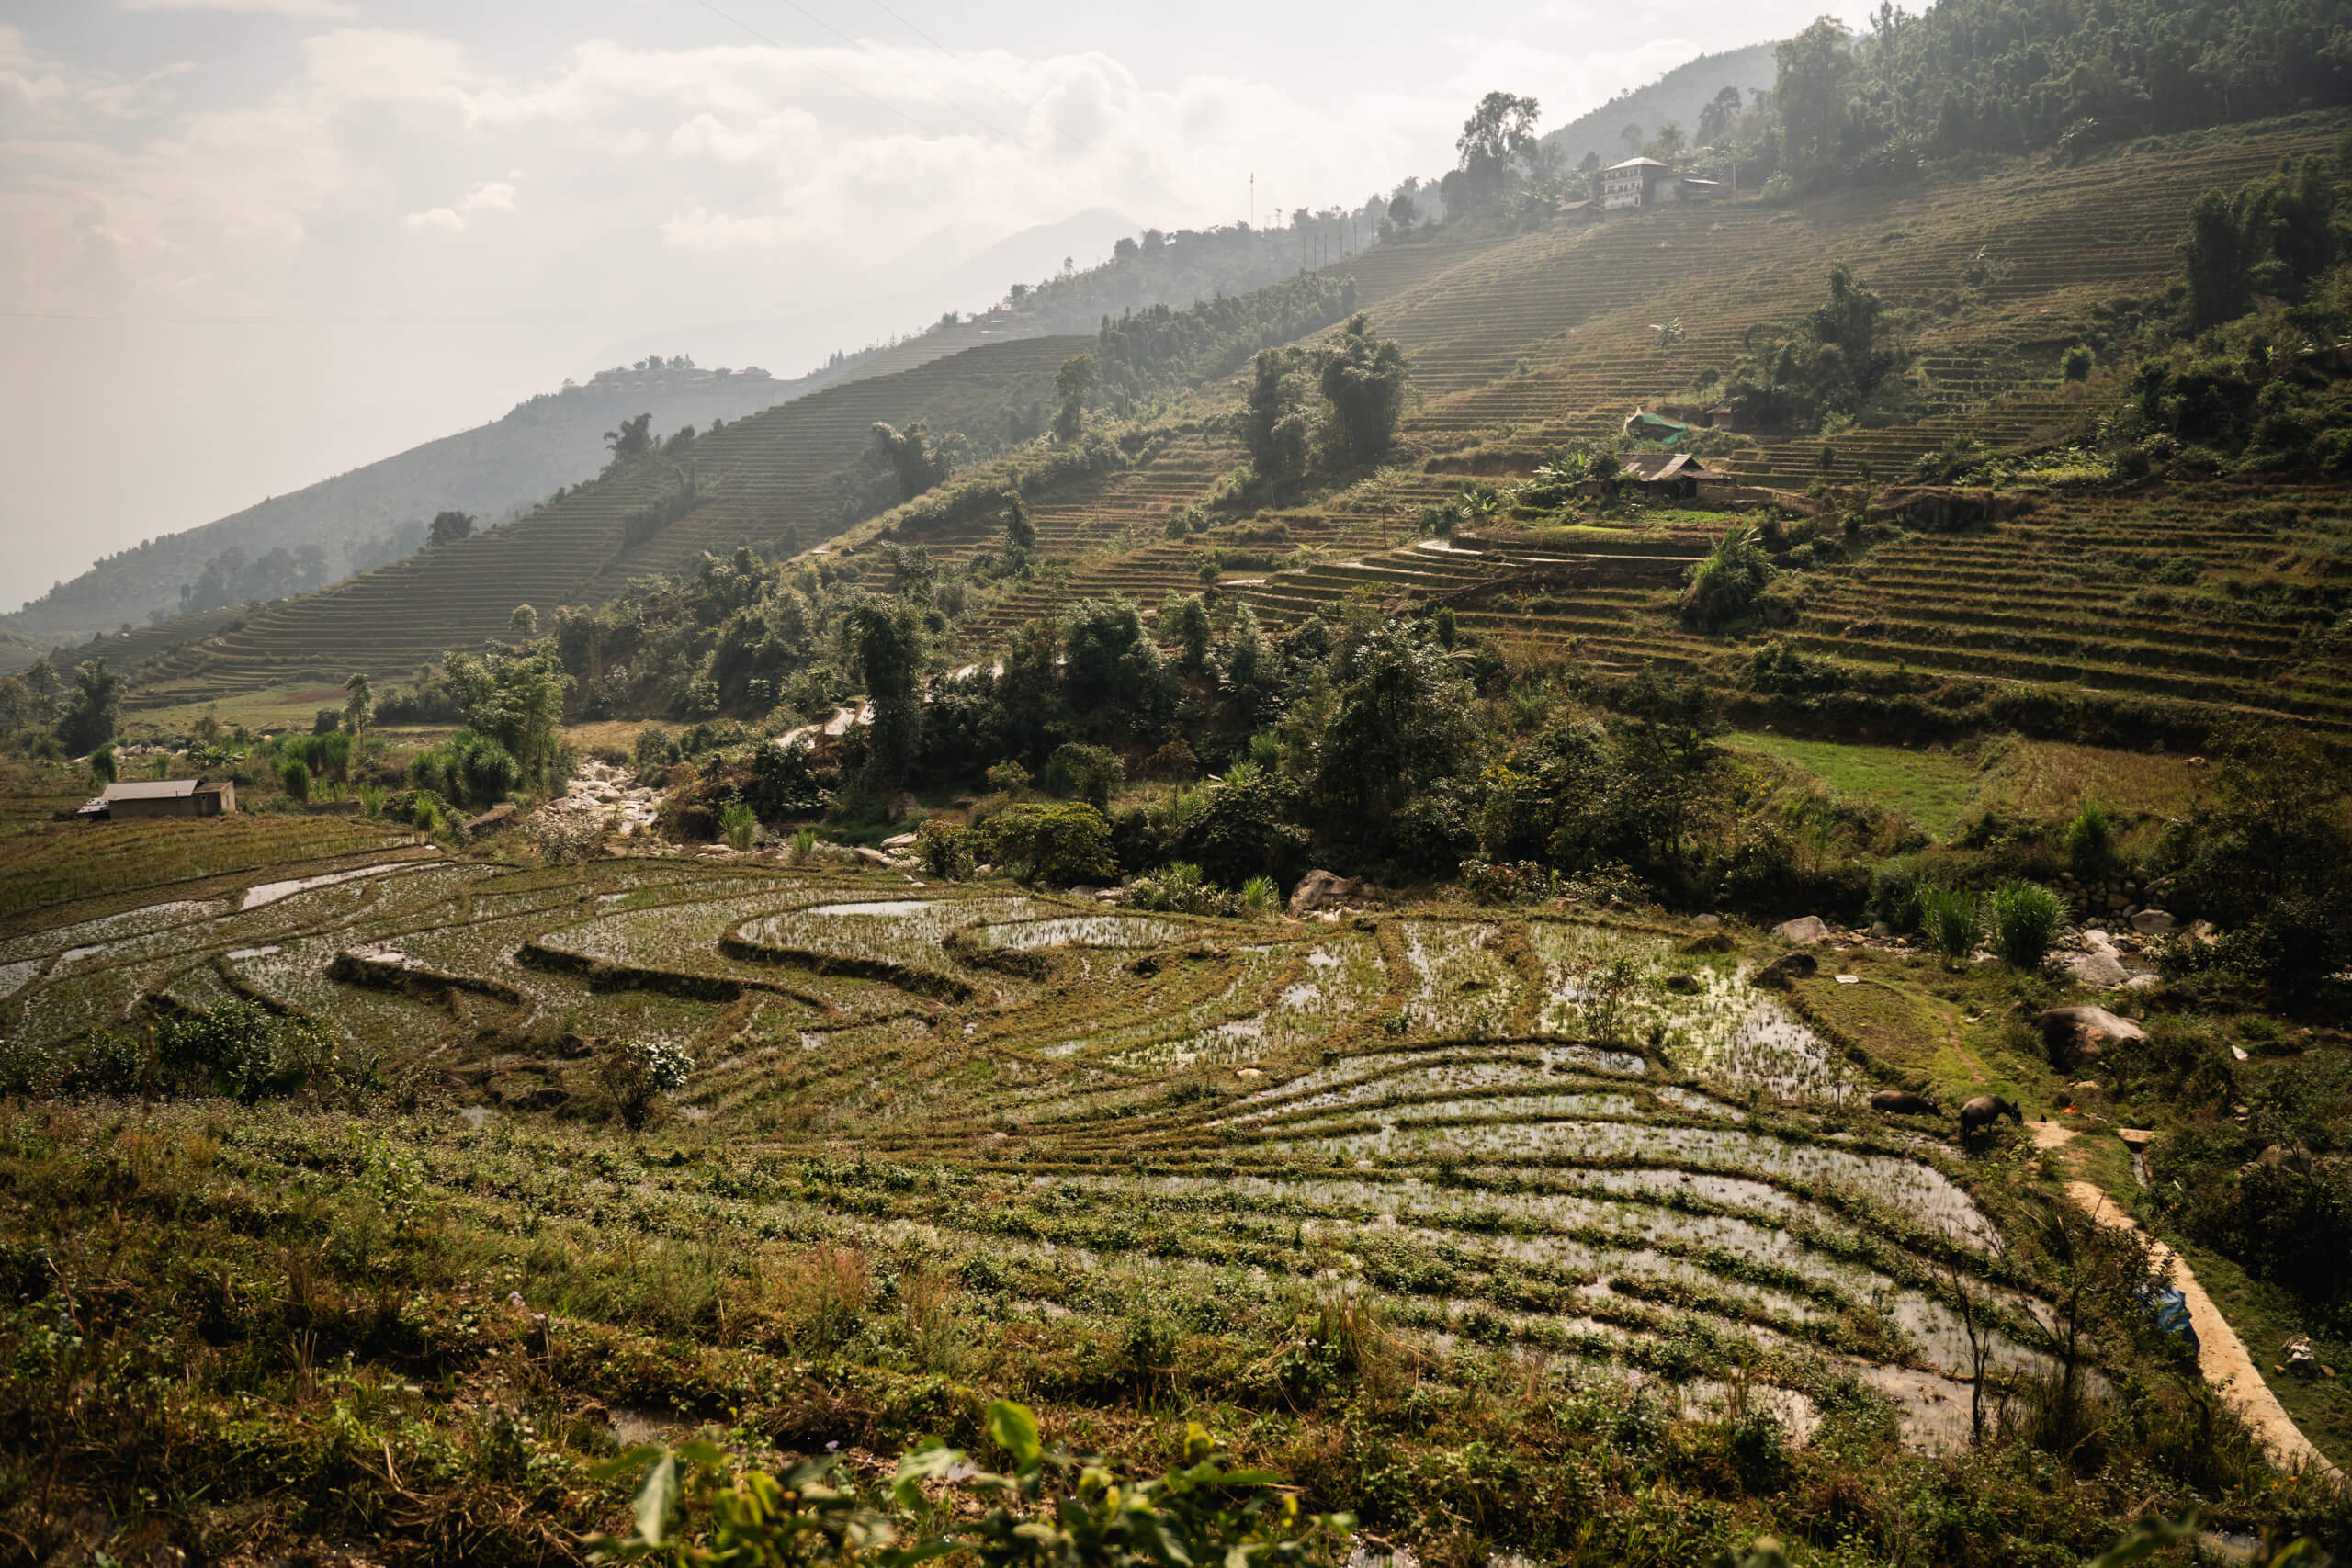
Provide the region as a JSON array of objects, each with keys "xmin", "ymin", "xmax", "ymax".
[
  {"xmin": 843, "ymin": 597, "xmax": 925, "ymax": 785},
  {"xmin": 1051, "ymin": 353, "xmax": 1099, "ymax": 442},
  {"xmin": 604, "ymin": 412, "xmax": 653, "ymax": 462},
  {"xmin": 56, "ymin": 659, "xmax": 124, "ymax": 756},
  {"xmin": 1775, "ymin": 17, "xmax": 1855, "ymax": 186},
  {"xmin": 342, "ymin": 672, "xmax": 375, "ymax": 739},
  {"xmin": 1317, "ymin": 314, "xmax": 1412, "ymax": 465},
  {"xmin": 1241, "ymin": 349, "xmax": 1313, "ymax": 484},
  {"xmin": 2179, "ymin": 190, "xmax": 2256, "ymax": 329},
  {"xmin": 1314, "ymin": 624, "xmax": 1476, "ymax": 850},
  {"xmin": 1445, "ymin": 92, "xmax": 1542, "ymax": 218},
  {"xmin": 427, "ymin": 511, "xmax": 475, "ymax": 547},
  {"xmin": 1697, "ymin": 85, "xmax": 1745, "ymax": 145},
  {"xmin": 1002, "ymin": 491, "xmax": 1037, "ymax": 550},
  {"xmin": 443, "ymin": 649, "xmax": 571, "ymax": 792}
]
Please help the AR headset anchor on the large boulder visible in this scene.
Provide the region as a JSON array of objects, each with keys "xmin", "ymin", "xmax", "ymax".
[
  {"xmin": 1773, "ymin": 915, "xmax": 1831, "ymax": 945},
  {"xmin": 1751, "ymin": 952, "xmax": 1818, "ymax": 989},
  {"xmin": 2035, "ymin": 1005, "xmax": 2146, "ymax": 1069},
  {"xmin": 2130, "ymin": 908, "xmax": 2177, "ymax": 936},
  {"xmin": 1288, "ymin": 870, "xmax": 1356, "ymax": 916}
]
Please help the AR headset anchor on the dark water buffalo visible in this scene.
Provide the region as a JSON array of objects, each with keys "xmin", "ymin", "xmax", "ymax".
[
  {"xmin": 1959, "ymin": 1094, "xmax": 2023, "ymax": 1136},
  {"xmin": 1870, "ymin": 1089, "xmax": 1940, "ymax": 1116}
]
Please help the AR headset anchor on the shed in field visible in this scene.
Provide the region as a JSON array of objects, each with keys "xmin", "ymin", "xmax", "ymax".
[
  {"xmin": 77, "ymin": 778, "xmax": 237, "ymax": 821},
  {"xmin": 1618, "ymin": 451, "xmax": 1725, "ymax": 499}
]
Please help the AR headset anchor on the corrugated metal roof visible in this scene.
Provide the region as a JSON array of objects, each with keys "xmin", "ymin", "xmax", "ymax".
[{"xmin": 101, "ymin": 779, "xmax": 201, "ymax": 801}]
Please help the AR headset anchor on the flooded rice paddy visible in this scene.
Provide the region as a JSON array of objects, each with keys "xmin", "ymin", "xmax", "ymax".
[{"xmin": 0, "ymin": 865, "xmax": 2035, "ymax": 1448}]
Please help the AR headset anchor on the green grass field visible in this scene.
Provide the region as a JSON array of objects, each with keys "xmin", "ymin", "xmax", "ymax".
[{"xmin": 1726, "ymin": 731, "xmax": 1981, "ymax": 840}]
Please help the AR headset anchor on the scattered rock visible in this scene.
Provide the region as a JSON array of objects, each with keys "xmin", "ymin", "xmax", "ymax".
[
  {"xmin": 2286, "ymin": 1338, "xmax": 2322, "ymax": 1380},
  {"xmin": 2116, "ymin": 1127, "xmax": 2156, "ymax": 1150},
  {"xmin": 1235, "ymin": 1067, "xmax": 1264, "ymax": 1080},
  {"xmin": 2130, "ymin": 908, "xmax": 2177, "ymax": 936},
  {"xmin": 2061, "ymin": 950, "xmax": 2132, "ymax": 988},
  {"xmin": 854, "ymin": 846, "xmax": 896, "ymax": 868},
  {"xmin": 1289, "ymin": 869, "xmax": 1357, "ymax": 916},
  {"xmin": 1751, "ymin": 952, "xmax": 1818, "ymax": 989},
  {"xmin": 2248, "ymin": 1143, "xmax": 2315, "ymax": 1177},
  {"xmin": 464, "ymin": 802, "xmax": 519, "ymax": 834},
  {"xmin": 881, "ymin": 831, "xmax": 920, "ymax": 851},
  {"xmin": 1772, "ymin": 915, "xmax": 1830, "ymax": 945},
  {"xmin": 2123, "ymin": 974, "xmax": 2164, "ymax": 992},
  {"xmin": 1663, "ymin": 973, "xmax": 1702, "ymax": 993},
  {"xmin": 1688, "ymin": 913, "xmax": 1722, "ymax": 931},
  {"xmin": 1680, "ymin": 932, "xmax": 1736, "ymax": 954},
  {"xmin": 1835, "ymin": 974, "xmax": 1860, "ymax": 985},
  {"xmin": 2035, "ymin": 1005, "xmax": 2147, "ymax": 1068},
  {"xmin": 1871, "ymin": 1089, "xmax": 1939, "ymax": 1116}
]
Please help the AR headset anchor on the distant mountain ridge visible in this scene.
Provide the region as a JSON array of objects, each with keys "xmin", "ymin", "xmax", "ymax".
[
  {"xmin": 1540, "ymin": 41, "xmax": 1781, "ymax": 168},
  {"xmin": 1, "ymin": 362, "xmax": 798, "ymax": 658}
]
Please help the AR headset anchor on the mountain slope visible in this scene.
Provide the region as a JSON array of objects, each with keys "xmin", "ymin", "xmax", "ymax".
[
  {"xmin": 1540, "ymin": 41, "xmax": 1780, "ymax": 166},
  {"xmin": 2, "ymin": 362, "xmax": 803, "ymax": 657},
  {"xmin": 129, "ymin": 336, "xmax": 1084, "ymax": 705},
  {"xmin": 933, "ymin": 116, "xmax": 2351, "ymax": 736}
]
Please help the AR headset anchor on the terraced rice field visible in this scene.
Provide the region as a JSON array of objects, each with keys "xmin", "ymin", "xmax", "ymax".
[
  {"xmin": 955, "ymin": 118, "xmax": 2346, "ymax": 640},
  {"xmin": 1, "ymin": 854, "xmax": 2063, "ymax": 1449}
]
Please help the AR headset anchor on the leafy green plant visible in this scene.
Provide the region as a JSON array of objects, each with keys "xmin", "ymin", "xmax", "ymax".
[
  {"xmin": 791, "ymin": 827, "xmax": 818, "ymax": 863},
  {"xmin": 1240, "ymin": 875, "xmax": 1280, "ymax": 916},
  {"xmin": 1679, "ymin": 529, "xmax": 1774, "ymax": 631},
  {"xmin": 718, "ymin": 800, "xmax": 757, "ymax": 852},
  {"xmin": 978, "ymin": 804, "xmax": 1118, "ymax": 886},
  {"xmin": 1919, "ymin": 885, "xmax": 1982, "ymax": 965},
  {"xmin": 156, "ymin": 1000, "xmax": 336, "ymax": 1103},
  {"xmin": 1988, "ymin": 881, "xmax": 2064, "ymax": 969},
  {"xmin": 917, "ymin": 820, "xmax": 977, "ymax": 880},
  {"xmin": 596, "ymin": 1401, "xmax": 1351, "ymax": 1567},
  {"xmin": 2067, "ymin": 798, "xmax": 2116, "ymax": 876}
]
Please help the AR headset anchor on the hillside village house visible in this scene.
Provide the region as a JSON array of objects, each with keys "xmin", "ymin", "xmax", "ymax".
[
  {"xmin": 1601, "ymin": 158, "xmax": 1727, "ymax": 211},
  {"xmin": 76, "ymin": 778, "xmax": 236, "ymax": 821}
]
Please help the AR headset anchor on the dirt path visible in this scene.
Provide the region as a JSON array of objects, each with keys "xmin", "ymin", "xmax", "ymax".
[{"xmin": 2031, "ymin": 1122, "xmax": 2340, "ymax": 1476}]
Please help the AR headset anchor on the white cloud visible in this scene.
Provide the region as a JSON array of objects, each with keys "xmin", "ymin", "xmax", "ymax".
[{"xmin": 119, "ymin": 0, "xmax": 361, "ymax": 17}]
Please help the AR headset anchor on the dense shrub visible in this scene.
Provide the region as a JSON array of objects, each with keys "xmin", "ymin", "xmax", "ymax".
[
  {"xmin": 1919, "ymin": 885, "xmax": 1982, "ymax": 964},
  {"xmin": 598, "ymin": 1038, "xmax": 693, "ymax": 1130},
  {"xmin": 1679, "ymin": 531, "xmax": 1775, "ymax": 631},
  {"xmin": 1988, "ymin": 881, "xmax": 2064, "ymax": 969},
  {"xmin": 979, "ymin": 804, "xmax": 1119, "ymax": 886}
]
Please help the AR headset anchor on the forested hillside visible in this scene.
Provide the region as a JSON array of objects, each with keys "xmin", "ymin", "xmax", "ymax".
[{"xmin": 1, "ymin": 362, "xmax": 797, "ymax": 658}]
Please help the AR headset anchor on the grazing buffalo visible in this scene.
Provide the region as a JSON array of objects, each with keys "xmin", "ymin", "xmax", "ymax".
[
  {"xmin": 1870, "ymin": 1089, "xmax": 1940, "ymax": 1116},
  {"xmin": 1959, "ymin": 1094, "xmax": 2023, "ymax": 1137}
]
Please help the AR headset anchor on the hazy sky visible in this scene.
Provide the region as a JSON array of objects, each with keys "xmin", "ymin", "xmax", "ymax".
[{"xmin": 0, "ymin": 0, "xmax": 1825, "ymax": 607}]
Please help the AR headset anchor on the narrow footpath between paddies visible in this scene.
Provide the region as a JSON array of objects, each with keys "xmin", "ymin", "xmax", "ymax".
[{"xmin": 2032, "ymin": 1121, "xmax": 2342, "ymax": 1478}]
